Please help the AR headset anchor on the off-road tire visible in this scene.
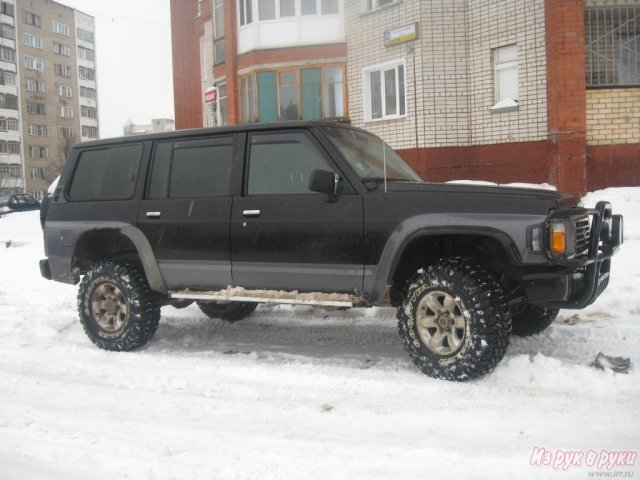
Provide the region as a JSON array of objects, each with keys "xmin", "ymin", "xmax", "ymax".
[
  {"xmin": 510, "ymin": 304, "xmax": 559, "ymax": 337},
  {"xmin": 397, "ymin": 258, "xmax": 511, "ymax": 381},
  {"xmin": 197, "ymin": 301, "xmax": 258, "ymax": 322},
  {"xmin": 78, "ymin": 262, "xmax": 161, "ymax": 351}
]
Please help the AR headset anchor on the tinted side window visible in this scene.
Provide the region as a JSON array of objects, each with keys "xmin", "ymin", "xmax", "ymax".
[
  {"xmin": 147, "ymin": 138, "xmax": 234, "ymax": 199},
  {"xmin": 69, "ymin": 144, "xmax": 142, "ymax": 201},
  {"xmin": 247, "ymin": 132, "xmax": 329, "ymax": 195},
  {"xmin": 147, "ymin": 141, "xmax": 172, "ymax": 199},
  {"xmin": 169, "ymin": 143, "xmax": 233, "ymax": 198}
]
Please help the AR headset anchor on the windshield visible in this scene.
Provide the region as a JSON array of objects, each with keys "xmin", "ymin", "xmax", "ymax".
[{"xmin": 323, "ymin": 126, "xmax": 421, "ymax": 183}]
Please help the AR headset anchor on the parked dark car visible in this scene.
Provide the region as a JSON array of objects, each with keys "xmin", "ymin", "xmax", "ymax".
[
  {"xmin": 0, "ymin": 193, "xmax": 41, "ymax": 213},
  {"xmin": 39, "ymin": 121, "xmax": 623, "ymax": 381}
]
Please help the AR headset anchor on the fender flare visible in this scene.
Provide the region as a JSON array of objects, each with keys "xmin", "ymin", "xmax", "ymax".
[
  {"xmin": 120, "ymin": 225, "xmax": 168, "ymax": 293},
  {"xmin": 364, "ymin": 213, "xmax": 545, "ymax": 304}
]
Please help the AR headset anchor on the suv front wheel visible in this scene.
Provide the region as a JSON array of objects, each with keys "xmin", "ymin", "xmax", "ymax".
[
  {"xmin": 397, "ymin": 258, "xmax": 511, "ymax": 381},
  {"xmin": 78, "ymin": 262, "xmax": 161, "ymax": 351}
]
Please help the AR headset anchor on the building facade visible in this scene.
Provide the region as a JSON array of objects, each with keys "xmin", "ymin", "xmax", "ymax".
[
  {"xmin": 170, "ymin": 0, "xmax": 639, "ymax": 194},
  {"xmin": 172, "ymin": 0, "xmax": 347, "ymax": 129},
  {"xmin": 123, "ymin": 117, "xmax": 175, "ymax": 136},
  {"xmin": 0, "ymin": 0, "xmax": 98, "ymax": 199}
]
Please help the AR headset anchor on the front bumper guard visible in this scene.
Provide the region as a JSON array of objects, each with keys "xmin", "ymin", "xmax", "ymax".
[{"xmin": 523, "ymin": 201, "xmax": 622, "ymax": 309}]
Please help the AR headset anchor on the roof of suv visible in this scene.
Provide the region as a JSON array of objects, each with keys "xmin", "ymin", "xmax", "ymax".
[{"xmin": 76, "ymin": 120, "xmax": 357, "ymax": 149}]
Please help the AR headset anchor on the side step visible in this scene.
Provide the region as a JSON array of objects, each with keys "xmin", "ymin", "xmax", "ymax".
[{"xmin": 169, "ymin": 287, "xmax": 364, "ymax": 308}]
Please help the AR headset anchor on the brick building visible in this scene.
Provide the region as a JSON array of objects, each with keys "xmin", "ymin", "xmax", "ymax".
[{"xmin": 170, "ymin": 0, "xmax": 639, "ymax": 194}]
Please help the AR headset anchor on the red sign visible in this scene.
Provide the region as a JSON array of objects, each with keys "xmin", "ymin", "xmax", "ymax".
[{"xmin": 204, "ymin": 86, "xmax": 217, "ymax": 105}]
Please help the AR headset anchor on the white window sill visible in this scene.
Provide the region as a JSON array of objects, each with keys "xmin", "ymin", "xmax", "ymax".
[
  {"xmin": 364, "ymin": 114, "xmax": 408, "ymax": 123},
  {"xmin": 491, "ymin": 98, "xmax": 518, "ymax": 113}
]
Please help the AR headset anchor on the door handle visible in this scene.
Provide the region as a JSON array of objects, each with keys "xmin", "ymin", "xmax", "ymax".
[
  {"xmin": 242, "ymin": 209, "xmax": 261, "ymax": 217},
  {"xmin": 146, "ymin": 211, "xmax": 161, "ymax": 218}
]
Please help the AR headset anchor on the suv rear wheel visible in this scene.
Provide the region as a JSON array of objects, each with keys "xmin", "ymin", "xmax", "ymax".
[
  {"xmin": 397, "ymin": 258, "xmax": 511, "ymax": 381},
  {"xmin": 78, "ymin": 262, "xmax": 161, "ymax": 351},
  {"xmin": 197, "ymin": 301, "xmax": 258, "ymax": 322}
]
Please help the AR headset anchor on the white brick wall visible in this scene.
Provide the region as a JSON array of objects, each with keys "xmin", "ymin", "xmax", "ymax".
[{"xmin": 345, "ymin": 0, "xmax": 548, "ymax": 149}]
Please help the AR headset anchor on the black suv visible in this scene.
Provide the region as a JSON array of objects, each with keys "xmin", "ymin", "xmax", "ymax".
[{"xmin": 40, "ymin": 121, "xmax": 623, "ymax": 381}]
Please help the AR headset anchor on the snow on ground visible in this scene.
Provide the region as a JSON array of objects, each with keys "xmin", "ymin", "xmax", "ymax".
[{"xmin": 0, "ymin": 189, "xmax": 639, "ymax": 480}]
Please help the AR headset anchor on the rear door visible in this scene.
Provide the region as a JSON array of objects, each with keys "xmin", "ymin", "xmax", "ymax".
[
  {"xmin": 230, "ymin": 129, "xmax": 364, "ymax": 293},
  {"xmin": 137, "ymin": 135, "xmax": 237, "ymax": 290}
]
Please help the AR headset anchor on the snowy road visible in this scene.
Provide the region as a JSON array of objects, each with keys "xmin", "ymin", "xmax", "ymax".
[{"xmin": 1, "ymin": 188, "xmax": 639, "ymax": 479}]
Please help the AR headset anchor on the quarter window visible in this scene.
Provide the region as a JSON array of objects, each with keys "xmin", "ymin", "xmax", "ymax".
[{"xmin": 69, "ymin": 145, "xmax": 143, "ymax": 201}]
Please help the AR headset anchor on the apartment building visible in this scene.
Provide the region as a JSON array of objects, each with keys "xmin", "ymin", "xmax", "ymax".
[
  {"xmin": 170, "ymin": 0, "xmax": 639, "ymax": 194},
  {"xmin": 0, "ymin": 0, "xmax": 98, "ymax": 198},
  {"xmin": 0, "ymin": 0, "xmax": 21, "ymax": 196}
]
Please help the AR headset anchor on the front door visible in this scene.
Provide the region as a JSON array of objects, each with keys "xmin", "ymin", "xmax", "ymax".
[{"xmin": 230, "ymin": 130, "xmax": 364, "ymax": 293}]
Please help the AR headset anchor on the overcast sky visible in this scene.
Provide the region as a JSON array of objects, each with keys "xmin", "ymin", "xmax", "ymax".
[{"xmin": 61, "ymin": 0, "xmax": 175, "ymax": 138}]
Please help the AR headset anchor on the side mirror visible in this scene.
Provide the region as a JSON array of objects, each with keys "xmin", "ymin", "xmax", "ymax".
[{"xmin": 309, "ymin": 169, "xmax": 341, "ymax": 198}]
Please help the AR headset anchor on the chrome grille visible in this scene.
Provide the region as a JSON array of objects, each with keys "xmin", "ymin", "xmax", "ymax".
[{"xmin": 575, "ymin": 217, "xmax": 591, "ymax": 257}]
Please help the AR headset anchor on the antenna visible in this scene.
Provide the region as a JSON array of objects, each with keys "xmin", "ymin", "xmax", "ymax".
[{"xmin": 383, "ymin": 137, "xmax": 387, "ymax": 193}]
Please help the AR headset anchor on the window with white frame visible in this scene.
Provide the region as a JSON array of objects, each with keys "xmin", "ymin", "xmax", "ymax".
[
  {"xmin": 214, "ymin": 0, "xmax": 225, "ymax": 64},
  {"xmin": 0, "ymin": 70, "xmax": 16, "ymax": 85},
  {"xmin": 217, "ymin": 82, "xmax": 227, "ymax": 126},
  {"xmin": 1, "ymin": 2, "xmax": 14, "ymax": 17},
  {"xmin": 0, "ymin": 23, "xmax": 14, "ymax": 40},
  {"xmin": 22, "ymin": 10, "xmax": 41, "ymax": 27},
  {"xmin": 77, "ymin": 28, "xmax": 94, "ymax": 43},
  {"xmin": 365, "ymin": 0, "xmax": 397, "ymax": 12},
  {"xmin": 81, "ymin": 126, "xmax": 98, "ymax": 138},
  {"xmin": 56, "ymin": 105, "xmax": 73, "ymax": 118},
  {"xmin": 363, "ymin": 59, "xmax": 406, "ymax": 121},
  {"xmin": 28, "ymin": 124, "xmax": 47, "ymax": 136},
  {"xmin": 27, "ymin": 101, "xmax": 46, "ymax": 114},
  {"xmin": 24, "ymin": 55, "xmax": 44, "ymax": 72},
  {"xmin": 239, "ymin": 0, "xmax": 253, "ymax": 26},
  {"xmin": 0, "ymin": 46, "xmax": 15, "ymax": 62},
  {"xmin": 52, "ymin": 21, "xmax": 69, "ymax": 36},
  {"xmin": 58, "ymin": 126, "xmax": 74, "ymax": 138},
  {"xmin": 56, "ymin": 85, "xmax": 72, "ymax": 97},
  {"xmin": 23, "ymin": 32, "xmax": 42, "ymax": 48},
  {"xmin": 1, "ymin": 118, "xmax": 18, "ymax": 131},
  {"xmin": 54, "ymin": 41, "xmax": 71, "ymax": 56},
  {"xmin": 493, "ymin": 44, "xmax": 519, "ymax": 106},
  {"xmin": 29, "ymin": 146, "xmax": 48, "ymax": 158},
  {"xmin": 54, "ymin": 63, "xmax": 71, "ymax": 77},
  {"xmin": 78, "ymin": 45, "xmax": 94, "ymax": 61},
  {"xmin": 80, "ymin": 86, "xmax": 97, "ymax": 100},
  {"xmin": 79, "ymin": 66, "xmax": 95, "ymax": 80},
  {"xmin": 30, "ymin": 167, "xmax": 49, "ymax": 179},
  {"xmin": 25, "ymin": 79, "xmax": 45, "ymax": 92},
  {"xmin": 81, "ymin": 105, "xmax": 97, "ymax": 118}
]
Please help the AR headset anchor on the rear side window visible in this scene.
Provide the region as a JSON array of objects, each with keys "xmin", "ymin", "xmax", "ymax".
[
  {"xmin": 148, "ymin": 137, "xmax": 233, "ymax": 199},
  {"xmin": 68, "ymin": 144, "xmax": 142, "ymax": 201}
]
